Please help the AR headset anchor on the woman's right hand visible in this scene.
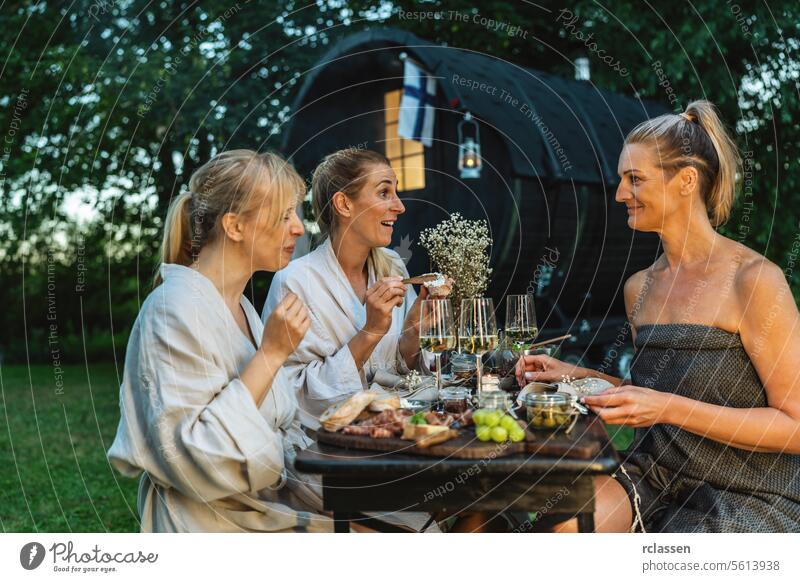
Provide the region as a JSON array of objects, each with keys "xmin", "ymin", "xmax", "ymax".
[
  {"xmin": 261, "ymin": 292, "xmax": 311, "ymax": 360},
  {"xmin": 363, "ymin": 276, "xmax": 406, "ymax": 339},
  {"xmin": 515, "ymin": 354, "xmax": 586, "ymax": 387}
]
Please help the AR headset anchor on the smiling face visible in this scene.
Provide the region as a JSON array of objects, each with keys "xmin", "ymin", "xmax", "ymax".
[
  {"xmin": 615, "ymin": 143, "xmax": 687, "ymax": 233},
  {"xmin": 339, "ymin": 163, "xmax": 405, "ymax": 248}
]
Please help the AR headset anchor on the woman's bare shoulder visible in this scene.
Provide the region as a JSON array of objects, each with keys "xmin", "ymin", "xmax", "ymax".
[
  {"xmin": 737, "ymin": 256, "xmax": 785, "ymax": 290},
  {"xmin": 624, "ymin": 260, "xmax": 659, "ymax": 297},
  {"xmin": 730, "ymin": 243, "xmax": 788, "ymax": 302},
  {"xmin": 624, "ymin": 263, "xmax": 658, "ymax": 322}
]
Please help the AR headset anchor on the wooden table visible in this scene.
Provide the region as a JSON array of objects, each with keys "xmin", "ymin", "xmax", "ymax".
[{"xmin": 294, "ymin": 415, "xmax": 620, "ymax": 533}]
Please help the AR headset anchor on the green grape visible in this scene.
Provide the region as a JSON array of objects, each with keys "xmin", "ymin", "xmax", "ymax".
[
  {"xmin": 484, "ymin": 411, "xmax": 502, "ymax": 428},
  {"xmin": 491, "ymin": 426, "xmax": 508, "ymax": 443},
  {"xmin": 472, "ymin": 409, "xmax": 489, "ymax": 425},
  {"xmin": 509, "ymin": 427, "xmax": 526, "ymax": 442},
  {"xmin": 476, "ymin": 425, "xmax": 492, "ymax": 442},
  {"xmin": 499, "ymin": 415, "xmax": 517, "ymax": 431}
]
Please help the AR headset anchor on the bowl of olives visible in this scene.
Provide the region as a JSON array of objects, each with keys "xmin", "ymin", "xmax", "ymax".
[{"xmin": 521, "ymin": 392, "xmax": 577, "ymax": 430}]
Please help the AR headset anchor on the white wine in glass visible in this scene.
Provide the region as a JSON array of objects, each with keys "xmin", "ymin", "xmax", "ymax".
[
  {"xmin": 458, "ymin": 335, "xmax": 499, "ymax": 354},
  {"xmin": 419, "ymin": 335, "xmax": 457, "ymax": 353},
  {"xmin": 419, "ymin": 299, "xmax": 456, "ymax": 395},
  {"xmin": 505, "ymin": 294, "xmax": 538, "ymax": 348},
  {"xmin": 459, "ymin": 297, "xmax": 498, "ymax": 398}
]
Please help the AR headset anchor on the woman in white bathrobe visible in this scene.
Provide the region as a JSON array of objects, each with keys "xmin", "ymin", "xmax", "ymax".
[
  {"xmin": 107, "ymin": 150, "xmax": 331, "ymax": 533},
  {"xmin": 262, "ymin": 149, "xmax": 449, "ymax": 532},
  {"xmin": 262, "ymin": 148, "xmax": 446, "ymax": 426}
]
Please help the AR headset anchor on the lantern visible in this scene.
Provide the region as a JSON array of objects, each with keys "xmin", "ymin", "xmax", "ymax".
[{"xmin": 457, "ymin": 112, "xmax": 482, "ymax": 179}]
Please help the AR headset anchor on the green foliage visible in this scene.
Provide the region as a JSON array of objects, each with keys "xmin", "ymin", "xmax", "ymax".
[
  {"xmin": 606, "ymin": 424, "xmax": 635, "ymax": 452},
  {"xmin": 2, "ymin": 1, "xmax": 799, "ymax": 364},
  {"xmin": 0, "ymin": 1, "xmax": 351, "ymax": 362}
]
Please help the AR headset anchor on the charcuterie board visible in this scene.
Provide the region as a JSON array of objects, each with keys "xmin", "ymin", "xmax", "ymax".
[{"xmin": 316, "ymin": 414, "xmax": 606, "ymax": 460}]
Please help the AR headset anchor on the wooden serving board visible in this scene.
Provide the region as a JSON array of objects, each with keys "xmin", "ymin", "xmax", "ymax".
[
  {"xmin": 317, "ymin": 428, "xmax": 524, "ymax": 459},
  {"xmin": 524, "ymin": 413, "xmax": 605, "ymax": 459},
  {"xmin": 316, "ymin": 415, "xmax": 606, "ymax": 460}
]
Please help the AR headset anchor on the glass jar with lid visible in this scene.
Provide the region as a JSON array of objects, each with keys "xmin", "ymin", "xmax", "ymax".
[
  {"xmin": 521, "ymin": 392, "xmax": 576, "ymax": 430},
  {"xmin": 480, "ymin": 373, "xmax": 500, "ymax": 393},
  {"xmin": 450, "ymin": 352, "xmax": 477, "ymax": 384},
  {"xmin": 440, "ymin": 386, "xmax": 471, "ymax": 414},
  {"xmin": 478, "ymin": 390, "xmax": 512, "ymax": 414}
]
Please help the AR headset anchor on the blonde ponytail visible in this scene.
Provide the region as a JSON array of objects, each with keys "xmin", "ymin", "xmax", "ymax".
[
  {"xmin": 369, "ymin": 247, "xmax": 401, "ymax": 279},
  {"xmin": 153, "ymin": 192, "xmax": 192, "ymax": 287},
  {"xmin": 625, "ymin": 99, "xmax": 742, "ymax": 226},
  {"xmin": 684, "ymin": 100, "xmax": 742, "ymax": 226}
]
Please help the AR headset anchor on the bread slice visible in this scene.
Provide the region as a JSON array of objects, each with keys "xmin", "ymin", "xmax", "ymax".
[
  {"xmin": 368, "ymin": 394, "xmax": 402, "ymax": 412},
  {"xmin": 415, "ymin": 429, "xmax": 459, "ymax": 449},
  {"xmin": 401, "ymin": 423, "xmax": 449, "ymax": 441},
  {"xmin": 320, "ymin": 392, "xmax": 378, "ymax": 432}
]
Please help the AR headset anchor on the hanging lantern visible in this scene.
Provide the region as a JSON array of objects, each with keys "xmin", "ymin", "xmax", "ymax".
[{"xmin": 457, "ymin": 112, "xmax": 482, "ymax": 179}]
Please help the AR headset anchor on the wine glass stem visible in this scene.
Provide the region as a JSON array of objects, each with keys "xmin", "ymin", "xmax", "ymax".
[
  {"xmin": 435, "ymin": 352, "xmax": 442, "ymax": 394},
  {"xmin": 476, "ymin": 353, "xmax": 483, "ymax": 398}
]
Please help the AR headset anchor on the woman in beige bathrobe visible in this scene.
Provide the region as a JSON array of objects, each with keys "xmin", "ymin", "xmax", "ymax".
[{"xmin": 107, "ymin": 150, "xmax": 331, "ymax": 533}]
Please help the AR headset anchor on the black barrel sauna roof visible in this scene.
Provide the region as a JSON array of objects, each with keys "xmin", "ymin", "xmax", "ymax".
[{"xmin": 285, "ymin": 28, "xmax": 669, "ymax": 185}]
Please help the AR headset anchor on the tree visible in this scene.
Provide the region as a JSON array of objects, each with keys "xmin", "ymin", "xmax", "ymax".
[{"xmin": 0, "ymin": 0, "xmax": 354, "ymax": 362}]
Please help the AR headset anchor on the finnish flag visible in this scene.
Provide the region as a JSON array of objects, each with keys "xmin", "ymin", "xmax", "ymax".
[{"xmin": 398, "ymin": 60, "xmax": 436, "ymax": 147}]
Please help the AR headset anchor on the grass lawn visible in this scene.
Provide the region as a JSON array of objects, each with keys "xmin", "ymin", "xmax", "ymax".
[{"xmin": 0, "ymin": 363, "xmax": 139, "ymax": 532}]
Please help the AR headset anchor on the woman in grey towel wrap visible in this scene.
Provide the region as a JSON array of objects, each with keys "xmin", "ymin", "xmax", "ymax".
[{"xmin": 517, "ymin": 100, "xmax": 800, "ymax": 533}]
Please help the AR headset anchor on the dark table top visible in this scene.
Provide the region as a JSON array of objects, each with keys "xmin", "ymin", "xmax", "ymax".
[{"xmin": 295, "ymin": 435, "xmax": 620, "ymax": 478}]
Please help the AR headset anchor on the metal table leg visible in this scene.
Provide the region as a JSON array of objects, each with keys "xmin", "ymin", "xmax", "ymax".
[
  {"xmin": 333, "ymin": 512, "xmax": 350, "ymax": 533},
  {"xmin": 577, "ymin": 512, "xmax": 595, "ymax": 533}
]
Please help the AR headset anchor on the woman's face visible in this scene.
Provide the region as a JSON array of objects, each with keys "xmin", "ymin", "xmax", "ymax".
[
  {"xmin": 615, "ymin": 143, "xmax": 685, "ymax": 233},
  {"xmin": 341, "ymin": 163, "xmax": 406, "ymax": 248},
  {"xmin": 242, "ymin": 196, "xmax": 304, "ymax": 272}
]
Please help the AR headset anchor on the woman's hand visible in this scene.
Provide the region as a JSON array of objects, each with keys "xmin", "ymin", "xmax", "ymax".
[
  {"xmin": 582, "ymin": 385, "xmax": 673, "ymax": 427},
  {"xmin": 515, "ymin": 354, "xmax": 586, "ymax": 387},
  {"xmin": 261, "ymin": 292, "xmax": 311, "ymax": 360},
  {"xmin": 242, "ymin": 292, "xmax": 310, "ymax": 406},
  {"xmin": 363, "ymin": 276, "xmax": 406, "ymax": 338},
  {"xmin": 418, "ymin": 275, "xmax": 454, "ymax": 300}
]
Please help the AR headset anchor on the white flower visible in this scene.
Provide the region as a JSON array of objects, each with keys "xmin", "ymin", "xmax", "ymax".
[{"xmin": 419, "ymin": 212, "xmax": 493, "ymax": 308}]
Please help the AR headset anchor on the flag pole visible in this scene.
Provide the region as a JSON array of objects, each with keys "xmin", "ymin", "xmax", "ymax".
[{"xmin": 398, "ymin": 51, "xmax": 429, "ymax": 72}]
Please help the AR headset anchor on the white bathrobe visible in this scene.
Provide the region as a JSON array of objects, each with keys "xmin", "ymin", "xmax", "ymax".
[
  {"xmin": 261, "ymin": 241, "xmax": 440, "ymax": 532},
  {"xmin": 262, "ymin": 239, "xmax": 422, "ymax": 429},
  {"xmin": 107, "ymin": 263, "xmax": 331, "ymax": 533}
]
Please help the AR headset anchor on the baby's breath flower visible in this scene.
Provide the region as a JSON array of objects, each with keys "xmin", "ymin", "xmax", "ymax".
[
  {"xmin": 404, "ymin": 370, "xmax": 422, "ymax": 390},
  {"xmin": 419, "ymin": 212, "xmax": 492, "ymax": 309}
]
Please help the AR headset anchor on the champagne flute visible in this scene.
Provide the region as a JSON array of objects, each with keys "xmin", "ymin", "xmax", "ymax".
[
  {"xmin": 505, "ymin": 294, "xmax": 538, "ymax": 350},
  {"xmin": 419, "ymin": 299, "xmax": 457, "ymax": 396},
  {"xmin": 459, "ymin": 297, "xmax": 498, "ymax": 398}
]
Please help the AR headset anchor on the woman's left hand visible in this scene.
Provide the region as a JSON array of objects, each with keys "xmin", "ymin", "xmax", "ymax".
[{"xmin": 582, "ymin": 385, "xmax": 674, "ymax": 428}]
